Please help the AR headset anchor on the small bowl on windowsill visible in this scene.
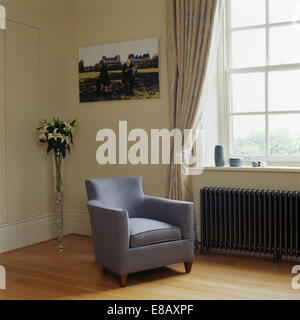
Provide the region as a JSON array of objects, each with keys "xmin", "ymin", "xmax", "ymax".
[{"xmin": 229, "ymin": 157, "xmax": 243, "ymax": 167}]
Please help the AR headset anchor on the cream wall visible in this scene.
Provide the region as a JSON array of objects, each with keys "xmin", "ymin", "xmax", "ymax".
[
  {"xmin": 65, "ymin": 0, "xmax": 170, "ymax": 212},
  {"xmin": 61, "ymin": 0, "xmax": 300, "ymax": 228},
  {"xmin": 0, "ymin": 0, "xmax": 69, "ymax": 250},
  {"xmin": 202, "ymin": 56, "xmax": 219, "ymax": 166}
]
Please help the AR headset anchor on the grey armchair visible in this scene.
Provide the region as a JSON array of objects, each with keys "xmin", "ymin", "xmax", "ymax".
[{"xmin": 85, "ymin": 176, "xmax": 194, "ymax": 287}]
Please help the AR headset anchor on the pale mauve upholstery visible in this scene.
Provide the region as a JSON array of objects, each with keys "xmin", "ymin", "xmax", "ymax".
[
  {"xmin": 129, "ymin": 218, "xmax": 181, "ymax": 248},
  {"xmin": 85, "ymin": 176, "xmax": 194, "ymax": 275}
]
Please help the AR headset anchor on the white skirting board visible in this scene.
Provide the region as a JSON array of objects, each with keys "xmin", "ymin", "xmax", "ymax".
[
  {"xmin": 67, "ymin": 210, "xmax": 91, "ymax": 236},
  {"xmin": 0, "ymin": 211, "xmax": 91, "ymax": 253},
  {"xmin": 0, "ymin": 212, "xmax": 198, "ymax": 253}
]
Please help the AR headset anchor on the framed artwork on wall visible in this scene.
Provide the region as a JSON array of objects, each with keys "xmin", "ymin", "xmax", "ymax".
[{"xmin": 78, "ymin": 37, "xmax": 160, "ymax": 102}]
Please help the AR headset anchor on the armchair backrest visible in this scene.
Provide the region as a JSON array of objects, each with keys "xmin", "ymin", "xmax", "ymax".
[{"xmin": 85, "ymin": 176, "xmax": 144, "ymax": 217}]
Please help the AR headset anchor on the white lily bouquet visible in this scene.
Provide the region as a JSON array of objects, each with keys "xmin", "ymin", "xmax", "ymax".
[{"xmin": 37, "ymin": 117, "xmax": 79, "ymax": 251}]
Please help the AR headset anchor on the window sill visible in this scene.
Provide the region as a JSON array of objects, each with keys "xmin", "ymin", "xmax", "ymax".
[{"xmin": 189, "ymin": 166, "xmax": 300, "ymax": 174}]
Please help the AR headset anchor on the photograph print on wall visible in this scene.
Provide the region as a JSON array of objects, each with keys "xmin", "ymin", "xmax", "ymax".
[{"xmin": 78, "ymin": 37, "xmax": 160, "ymax": 102}]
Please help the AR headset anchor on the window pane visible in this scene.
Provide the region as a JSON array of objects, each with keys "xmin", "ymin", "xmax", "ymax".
[
  {"xmin": 269, "ymin": 114, "xmax": 300, "ymax": 156},
  {"xmin": 269, "ymin": 25, "xmax": 300, "ymax": 65},
  {"xmin": 269, "ymin": 0, "xmax": 300, "ymax": 23},
  {"xmin": 230, "ymin": 0, "xmax": 266, "ymax": 28},
  {"xmin": 231, "ymin": 73, "xmax": 265, "ymax": 112},
  {"xmin": 232, "ymin": 29, "xmax": 266, "ymax": 68},
  {"xmin": 231, "ymin": 115, "xmax": 265, "ymax": 156},
  {"xmin": 269, "ymin": 70, "xmax": 300, "ymax": 111}
]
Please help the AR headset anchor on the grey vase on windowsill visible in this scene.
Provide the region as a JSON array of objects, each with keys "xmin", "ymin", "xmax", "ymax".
[{"xmin": 214, "ymin": 145, "xmax": 225, "ymax": 167}]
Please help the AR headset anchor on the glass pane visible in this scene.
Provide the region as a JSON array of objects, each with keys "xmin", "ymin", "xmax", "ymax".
[
  {"xmin": 269, "ymin": 70, "xmax": 300, "ymax": 111},
  {"xmin": 269, "ymin": 25, "xmax": 300, "ymax": 65},
  {"xmin": 269, "ymin": 114, "xmax": 300, "ymax": 156},
  {"xmin": 231, "ymin": 73, "xmax": 265, "ymax": 112},
  {"xmin": 231, "ymin": 115, "xmax": 265, "ymax": 156},
  {"xmin": 230, "ymin": 0, "xmax": 266, "ymax": 28},
  {"xmin": 232, "ymin": 29, "xmax": 266, "ymax": 68},
  {"xmin": 269, "ymin": 0, "xmax": 300, "ymax": 23}
]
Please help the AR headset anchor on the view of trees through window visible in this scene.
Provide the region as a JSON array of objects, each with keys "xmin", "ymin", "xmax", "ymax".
[
  {"xmin": 227, "ymin": 0, "xmax": 300, "ymax": 160},
  {"xmin": 233, "ymin": 129, "xmax": 300, "ymax": 156}
]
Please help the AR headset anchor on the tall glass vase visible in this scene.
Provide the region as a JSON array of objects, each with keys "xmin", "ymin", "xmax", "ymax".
[{"xmin": 53, "ymin": 152, "xmax": 67, "ymax": 252}]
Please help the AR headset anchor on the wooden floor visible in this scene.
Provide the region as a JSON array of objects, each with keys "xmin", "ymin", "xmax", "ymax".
[{"xmin": 0, "ymin": 234, "xmax": 299, "ymax": 300}]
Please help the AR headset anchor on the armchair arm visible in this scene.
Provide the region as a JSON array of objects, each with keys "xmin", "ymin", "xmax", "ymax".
[
  {"xmin": 143, "ymin": 196, "xmax": 194, "ymax": 240},
  {"xmin": 87, "ymin": 200, "xmax": 130, "ymax": 270}
]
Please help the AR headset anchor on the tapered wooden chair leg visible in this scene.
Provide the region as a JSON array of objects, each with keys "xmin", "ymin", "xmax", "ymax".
[
  {"xmin": 184, "ymin": 261, "xmax": 193, "ymax": 273},
  {"xmin": 119, "ymin": 274, "xmax": 128, "ymax": 287}
]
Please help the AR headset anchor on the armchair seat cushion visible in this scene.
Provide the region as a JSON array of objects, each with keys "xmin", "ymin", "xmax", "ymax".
[{"xmin": 129, "ymin": 218, "xmax": 181, "ymax": 248}]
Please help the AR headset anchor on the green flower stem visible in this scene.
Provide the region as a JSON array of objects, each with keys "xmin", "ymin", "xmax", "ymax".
[{"xmin": 54, "ymin": 153, "xmax": 63, "ymax": 193}]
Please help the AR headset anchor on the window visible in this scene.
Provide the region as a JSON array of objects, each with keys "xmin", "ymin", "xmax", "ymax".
[{"xmin": 226, "ymin": 0, "xmax": 300, "ymax": 162}]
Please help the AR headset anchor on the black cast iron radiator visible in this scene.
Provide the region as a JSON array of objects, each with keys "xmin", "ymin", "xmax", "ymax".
[{"xmin": 200, "ymin": 187, "xmax": 300, "ymax": 263}]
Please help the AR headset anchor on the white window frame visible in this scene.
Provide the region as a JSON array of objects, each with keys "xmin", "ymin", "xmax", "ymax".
[{"xmin": 225, "ymin": 0, "xmax": 300, "ymax": 164}]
